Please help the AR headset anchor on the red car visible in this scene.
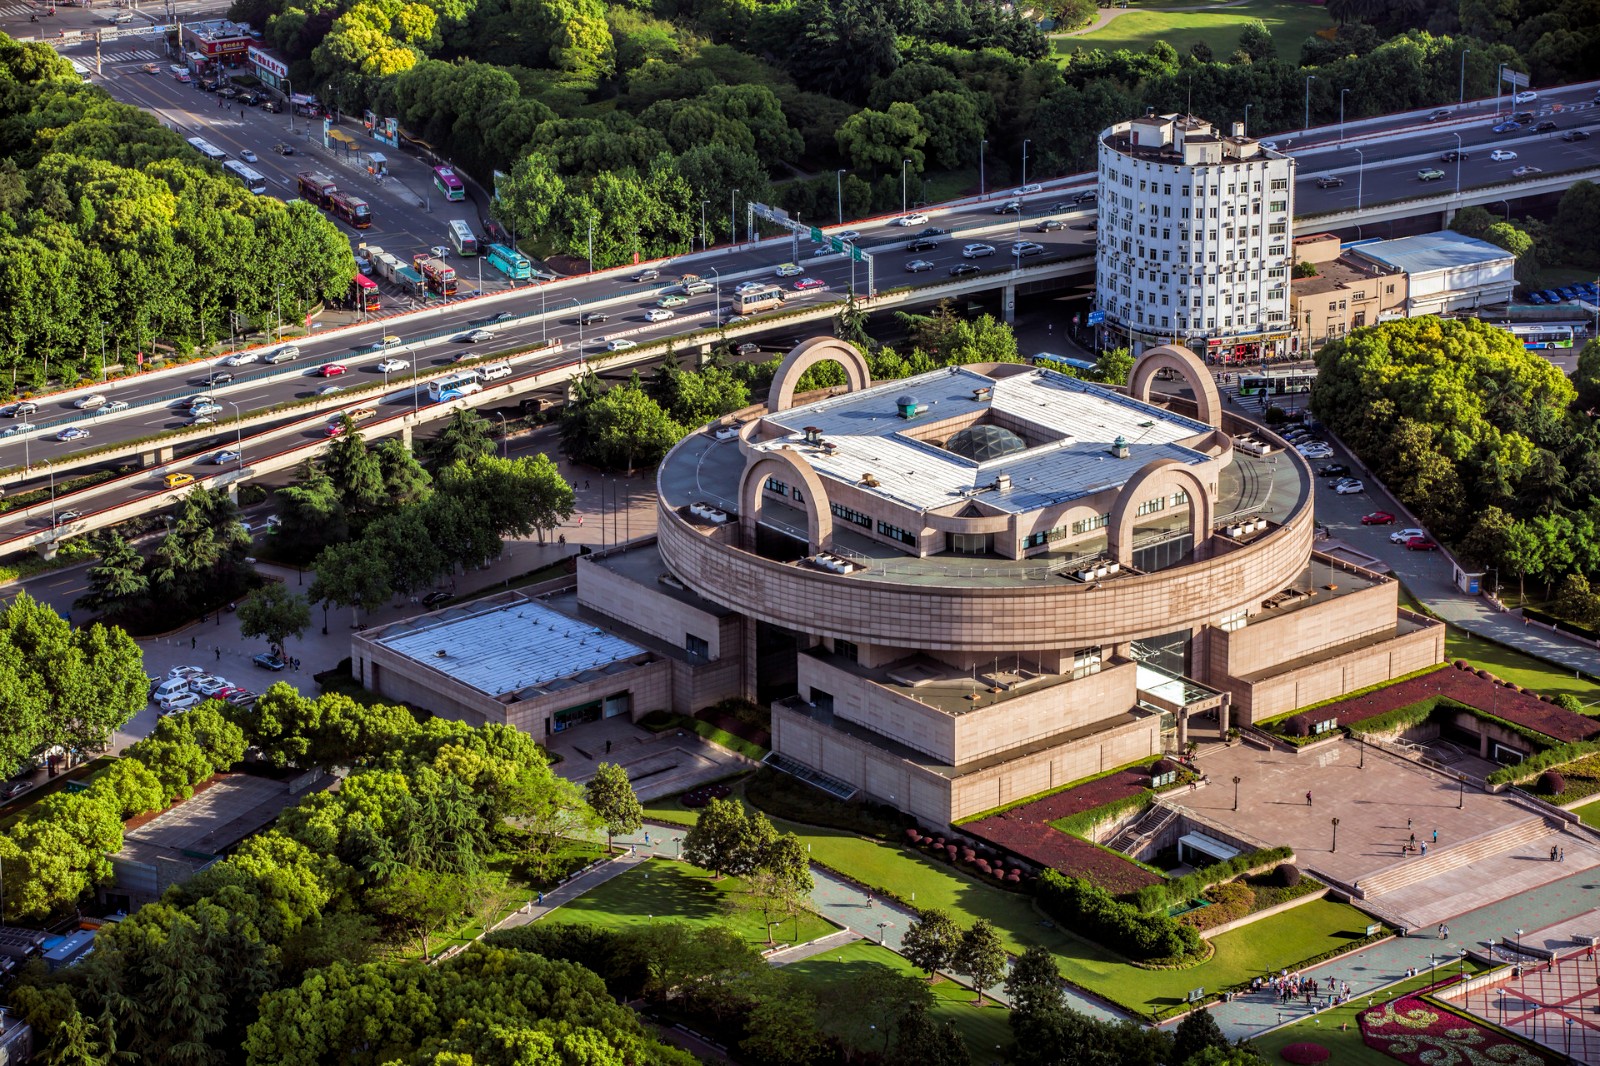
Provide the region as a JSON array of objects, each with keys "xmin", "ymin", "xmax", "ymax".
[
  {"xmin": 325, "ymin": 422, "xmax": 346, "ymax": 437},
  {"xmin": 1361, "ymin": 511, "xmax": 1395, "ymax": 525},
  {"xmin": 1406, "ymin": 536, "xmax": 1441, "ymax": 551},
  {"xmin": 319, "ymin": 363, "xmax": 347, "ymax": 377},
  {"xmin": 793, "ymin": 278, "xmax": 826, "ymax": 291}
]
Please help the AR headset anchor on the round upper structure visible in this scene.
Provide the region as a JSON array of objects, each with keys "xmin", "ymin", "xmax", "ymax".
[{"xmin": 657, "ymin": 339, "xmax": 1313, "ymax": 652}]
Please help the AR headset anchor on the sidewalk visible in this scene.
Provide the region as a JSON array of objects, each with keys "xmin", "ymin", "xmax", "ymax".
[{"xmin": 1207, "ymin": 864, "xmax": 1600, "ymax": 1040}]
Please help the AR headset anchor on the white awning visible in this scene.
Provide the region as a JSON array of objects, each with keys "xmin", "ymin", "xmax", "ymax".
[{"xmin": 1178, "ymin": 832, "xmax": 1239, "ymax": 864}]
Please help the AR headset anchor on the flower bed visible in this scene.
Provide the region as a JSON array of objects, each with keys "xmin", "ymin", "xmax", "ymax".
[
  {"xmin": 1278, "ymin": 1044, "xmax": 1329, "ymax": 1064},
  {"xmin": 961, "ymin": 764, "xmax": 1164, "ymax": 894},
  {"xmin": 1358, "ymin": 984, "xmax": 1561, "ymax": 1066},
  {"xmin": 1270, "ymin": 664, "xmax": 1600, "ymax": 745}
]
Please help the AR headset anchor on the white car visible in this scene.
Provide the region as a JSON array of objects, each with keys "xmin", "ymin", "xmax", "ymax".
[
  {"xmin": 460, "ymin": 328, "xmax": 495, "ymax": 343},
  {"xmin": 239, "ymin": 149, "xmax": 257, "ymax": 163},
  {"xmin": 222, "ymin": 352, "xmax": 260, "ymax": 366},
  {"xmin": 191, "ymin": 676, "xmax": 232, "ymax": 697},
  {"xmin": 1259, "ymin": 140, "xmax": 1278, "ymax": 151},
  {"xmin": 1390, "ymin": 527, "xmax": 1427, "ymax": 544},
  {"xmin": 1334, "ymin": 479, "xmax": 1364, "ymax": 494},
  {"xmin": 892, "ymin": 213, "xmax": 930, "ymax": 226},
  {"xmin": 1512, "ymin": 165, "xmax": 1543, "ymax": 177},
  {"xmin": 100, "ymin": 400, "xmax": 129, "ymax": 414},
  {"xmin": 168, "ymin": 665, "xmax": 207, "ymax": 681},
  {"xmin": 1490, "ymin": 149, "xmax": 1517, "ymax": 161},
  {"xmin": 74, "ymin": 394, "xmax": 108, "ymax": 410},
  {"xmin": 644, "ymin": 309, "xmax": 675, "ymax": 322},
  {"xmin": 774, "ymin": 263, "xmax": 803, "ymax": 277},
  {"xmin": 1297, "ymin": 443, "xmax": 1333, "ymax": 458},
  {"xmin": 1513, "ymin": 90, "xmax": 1538, "ymax": 104},
  {"xmin": 0, "ymin": 423, "xmax": 33, "ymax": 438},
  {"xmin": 376, "ymin": 358, "xmax": 409, "ymax": 373},
  {"xmin": 159, "ymin": 691, "xmax": 202, "ymax": 713},
  {"xmin": 605, "ymin": 338, "xmax": 637, "ymax": 352},
  {"xmin": 734, "ymin": 281, "xmax": 765, "ymax": 295},
  {"xmin": 835, "ymin": 229, "xmax": 860, "ymax": 242}
]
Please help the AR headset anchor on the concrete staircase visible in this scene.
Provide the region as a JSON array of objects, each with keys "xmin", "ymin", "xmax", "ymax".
[
  {"xmin": 1354, "ymin": 814, "xmax": 1563, "ymax": 900},
  {"xmin": 1372, "ymin": 830, "xmax": 1600, "ymax": 928},
  {"xmin": 1107, "ymin": 803, "xmax": 1179, "ymax": 855}
]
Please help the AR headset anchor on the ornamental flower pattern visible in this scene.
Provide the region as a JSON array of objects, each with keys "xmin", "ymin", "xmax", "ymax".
[{"xmin": 1359, "ymin": 991, "xmax": 1560, "ymax": 1066}]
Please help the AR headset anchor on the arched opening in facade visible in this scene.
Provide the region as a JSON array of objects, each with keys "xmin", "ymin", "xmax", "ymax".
[
  {"xmin": 1107, "ymin": 459, "xmax": 1213, "ymax": 570},
  {"xmin": 768, "ymin": 337, "xmax": 872, "ymax": 412},
  {"xmin": 1128, "ymin": 344, "xmax": 1221, "ymax": 428}
]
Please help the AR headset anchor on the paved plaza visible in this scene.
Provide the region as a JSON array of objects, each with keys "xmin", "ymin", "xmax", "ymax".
[
  {"xmin": 543, "ymin": 714, "xmax": 757, "ymax": 800},
  {"xmin": 1185, "ymin": 738, "xmax": 1597, "ymax": 927},
  {"xmin": 1451, "ymin": 916, "xmax": 1600, "ymax": 1065}
]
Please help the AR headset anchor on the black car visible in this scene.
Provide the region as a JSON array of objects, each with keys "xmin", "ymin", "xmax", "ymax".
[
  {"xmin": 1317, "ymin": 464, "xmax": 1351, "ymax": 479},
  {"xmin": 1513, "ymin": 111, "xmax": 1535, "ymax": 124},
  {"xmin": 252, "ymin": 653, "xmax": 286, "ymax": 671},
  {"xmin": 1533, "ymin": 120, "xmax": 1558, "ymax": 132},
  {"xmin": 1315, "ymin": 175, "xmax": 1345, "ymax": 188},
  {"xmin": 915, "ymin": 227, "xmax": 946, "ymax": 238},
  {"xmin": 0, "ymin": 781, "xmax": 29, "ymax": 801},
  {"xmin": 906, "ymin": 237, "xmax": 941, "ymax": 251},
  {"xmin": 579, "ymin": 312, "xmax": 608, "ymax": 325},
  {"xmin": 1035, "ymin": 219, "xmax": 1064, "ymax": 231},
  {"xmin": 949, "ymin": 263, "xmax": 981, "ymax": 276},
  {"xmin": 208, "ymin": 371, "xmax": 234, "ymax": 385},
  {"xmin": 237, "ymin": 90, "xmax": 260, "ymax": 105},
  {"xmin": 273, "ymin": 142, "xmax": 296, "ymax": 155},
  {"xmin": 421, "ymin": 591, "xmax": 451, "ymax": 607},
  {"xmin": 993, "ymin": 200, "xmax": 1021, "ymax": 214},
  {"xmin": 1072, "ymin": 190, "xmax": 1097, "ymax": 204},
  {"xmin": 218, "ymin": 85, "xmax": 239, "ymax": 99},
  {"xmin": 261, "ymin": 99, "xmax": 283, "ymax": 113},
  {"xmin": 1441, "ymin": 150, "xmax": 1468, "ymax": 162},
  {"xmin": 1563, "ymin": 129, "xmax": 1591, "ymax": 142}
]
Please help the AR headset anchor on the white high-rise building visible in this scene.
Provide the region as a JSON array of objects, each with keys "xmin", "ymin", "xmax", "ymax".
[{"xmin": 1095, "ymin": 111, "xmax": 1296, "ymax": 364}]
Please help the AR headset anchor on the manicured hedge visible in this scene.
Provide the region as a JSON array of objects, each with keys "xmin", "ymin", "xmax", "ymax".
[
  {"xmin": 1343, "ymin": 696, "xmax": 1443, "ymax": 737},
  {"xmin": 1051, "ymin": 790, "xmax": 1154, "ymax": 839},
  {"xmin": 1036, "ymin": 869, "xmax": 1203, "ymax": 962},
  {"xmin": 1127, "ymin": 846, "xmax": 1294, "ymax": 913},
  {"xmin": 1488, "ymin": 738, "xmax": 1600, "ymax": 786}
]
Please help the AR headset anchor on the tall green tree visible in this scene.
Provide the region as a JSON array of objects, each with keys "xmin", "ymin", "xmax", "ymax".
[
  {"xmin": 584, "ymin": 762, "xmax": 643, "ymax": 852},
  {"xmin": 742, "ymin": 831, "xmax": 813, "ymax": 944},
  {"xmin": 236, "ymin": 581, "xmax": 312, "ymax": 652},
  {"xmin": 682, "ymin": 796, "xmax": 774, "ymax": 879},
  {"xmin": 75, "ymin": 530, "xmax": 148, "ymax": 615},
  {"xmin": 956, "ymin": 918, "xmax": 1007, "ymax": 1005},
  {"xmin": 275, "ymin": 461, "xmax": 350, "ymax": 564},
  {"xmin": 309, "ymin": 540, "xmax": 392, "ymax": 628},
  {"xmin": 1005, "ymin": 943, "xmax": 1064, "ymax": 1016},
  {"xmin": 902, "ymin": 908, "xmax": 964, "ymax": 980}
]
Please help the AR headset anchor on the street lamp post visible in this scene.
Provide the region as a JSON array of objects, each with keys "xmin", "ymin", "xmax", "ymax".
[
  {"xmin": 1339, "ymin": 88, "xmax": 1350, "ymax": 144},
  {"xmin": 1458, "ymin": 948, "xmax": 1467, "ymax": 979},
  {"xmin": 836, "ymin": 169, "xmax": 846, "ymax": 225},
  {"xmin": 1459, "ymin": 772, "xmax": 1465, "ymax": 808},
  {"xmin": 1452, "ymin": 133, "xmax": 1463, "ymax": 197},
  {"xmin": 731, "ymin": 188, "xmax": 739, "ymax": 246},
  {"xmin": 901, "ymin": 159, "xmax": 911, "ymax": 214},
  {"xmin": 42, "ymin": 458, "xmax": 55, "ymax": 527},
  {"xmin": 979, "ymin": 138, "xmax": 987, "ymax": 196},
  {"xmin": 1304, "ymin": 74, "xmax": 1317, "ymax": 135},
  {"xmin": 708, "ymin": 266, "xmax": 720, "ymax": 321},
  {"xmin": 410, "ymin": 356, "xmax": 419, "ymax": 415},
  {"xmin": 285, "ymin": 76, "xmax": 294, "ymax": 133},
  {"xmin": 1022, "ymin": 138, "xmax": 1031, "ymax": 188},
  {"xmin": 1331, "ymin": 816, "xmax": 1340, "ymax": 853},
  {"xmin": 1354, "ymin": 147, "xmax": 1365, "ymax": 211},
  {"xmin": 1459, "ymin": 49, "xmax": 1470, "ymax": 106},
  {"xmin": 1516, "ymin": 928, "xmax": 1525, "ymax": 959},
  {"xmin": 700, "ymin": 199, "xmax": 709, "ymax": 252},
  {"xmin": 1232, "ymin": 775, "xmax": 1241, "ymax": 811},
  {"xmin": 568, "ymin": 298, "xmax": 585, "ymax": 365},
  {"xmin": 227, "ymin": 400, "xmax": 243, "ymax": 471},
  {"xmin": 1428, "ymin": 952, "xmax": 1437, "ymax": 986},
  {"xmin": 1496, "ymin": 62, "xmax": 1506, "ymax": 116}
]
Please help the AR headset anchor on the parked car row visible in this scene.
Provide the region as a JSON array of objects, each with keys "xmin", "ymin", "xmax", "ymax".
[
  {"xmin": 150, "ymin": 665, "xmax": 260, "ymax": 713},
  {"xmin": 1527, "ymin": 281, "xmax": 1598, "ymax": 305}
]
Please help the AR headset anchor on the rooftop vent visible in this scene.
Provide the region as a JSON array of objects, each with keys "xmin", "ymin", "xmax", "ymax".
[
  {"xmin": 994, "ymin": 472, "xmax": 1012, "ymax": 491},
  {"xmin": 896, "ymin": 395, "xmax": 929, "ymax": 419},
  {"xmin": 1111, "ymin": 434, "xmax": 1130, "ymax": 459},
  {"xmin": 803, "ymin": 426, "xmax": 822, "ymax": 444},
  {"xmin": 971, "ymin": 387, "xmax": 993, "ymax": 402}
]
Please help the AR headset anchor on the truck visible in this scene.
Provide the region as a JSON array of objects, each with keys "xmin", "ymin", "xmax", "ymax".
[{"xmin": 377, "ymin": 253, "xmax": 403, "ymax": 282}]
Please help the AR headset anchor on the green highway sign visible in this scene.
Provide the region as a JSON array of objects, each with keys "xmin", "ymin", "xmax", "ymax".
[
  {"xmin": 830, "ymin": 237, "xmax": 845, "ymax": 252},
  {"xmin": 809, "ymin": 226, "xmax": 825, "ymax": 242},
  {"xmin": 851, "ymin": 245, "xmax": 866, "ymax": 263}
]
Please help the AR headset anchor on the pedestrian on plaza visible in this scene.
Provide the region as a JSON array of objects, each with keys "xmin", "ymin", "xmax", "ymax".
[
  {"xmin": 191, "ymin": 636, "xmax": 196, "ymax": 650},
  {"xmin": 1421, "ymin": 843, "xmax": 1427, "ymax": 856},
  {"xmin": 605, "ymin": 739, "xmax": 612, "ymax": 754},
  {"xmin": 536, "ymin": 891, "xmax": 544, "ymax": 905},
  {"xmin": 644, "ymin": 831, "xmax": 650, "ymax": 846},
  {"xmin": 1306, "ymin": 790, "xmax": 1313, "ymax": 806},
  {"xmin": 867, "ymin": 893, "xmax": 873, "ymax": 908},
  {"xmin": 1561, "ymin": 847, "xmax": 1566, "ymax": 862},
  {"xmin": 1410, "ymin": 833, "xmax": 1416, "ymax": 847},
  {"xmin": 215, "ymin": 647, "xmax": 220, "ymax": 662},
  {"xmin": 1407, "ymin": 818, "xmax": 1413, "ymax": 831},
  {"xmin": 1438, "ymin": 924, "xmax": 1447, "ymax": 940},
  {"xmin": 1432, "ymin": 828, "xmax": 1438, "ymax": 843}
]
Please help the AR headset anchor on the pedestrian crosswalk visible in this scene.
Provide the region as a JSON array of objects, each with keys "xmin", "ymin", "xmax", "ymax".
[{"xmin": 103, "ymin": 48, "xmax": 160, "ymax": 61}]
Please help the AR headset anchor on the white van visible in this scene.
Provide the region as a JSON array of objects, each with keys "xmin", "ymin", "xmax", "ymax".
[
  {"xmin": 481, "ymin": 363, "xmax": 513, "ymax": 381},
  {"xmin": 150, "ymin": 677, "xmax": 192, "ymax": 704}
]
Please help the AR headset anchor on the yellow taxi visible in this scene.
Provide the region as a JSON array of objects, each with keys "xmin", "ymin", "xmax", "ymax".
[{"xmin": 162, "ymin": 472, "xmax": 195, "ymax": 489}]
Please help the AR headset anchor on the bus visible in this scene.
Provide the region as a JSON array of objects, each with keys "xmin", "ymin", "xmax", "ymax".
[
  {"xmin": 734, "ymin": 285, "xmax": 786, "ymax": 314},
  {"xmin": 427, "ymin": 369, "xmax": 483, "ymax": 402},
  {"xmin": 329, "ymin": 192, "xmax": 372, "ymax": 229},
  {"xmin": 448, "ymin": 220, "xmax": 479, "ymax": 257},
  {"xmin": 433, "ymin": 166, "xmax": 465, "ymax": 202},
  {"xmin": 1030, "ymin": 351, "xmax": 1098, "ymax": 375},
  {"xmin": 296, "ymin": 171, "xmax": 338, "ymax": 209},
  {"xmin": 1238, "ymin": 371, "xmax": 1315, "ymax": 397},
  {"xmin": 351, "ymin": 273, "xmax": 380, "ymax": 312},
  {"xmin": 1504, "ymin": 323, "xmax": 1576, "ymax": 350},
  {"xmin": 185, "ymin": 136, "xmax": 227, "ymax": 162},
  {"xmin": 485, "ymin": 243, "xmax": 531, "ymax": 281},
  {"xmin": 221, "ymin": 160, "xmax": 267, "ymax": 195}
]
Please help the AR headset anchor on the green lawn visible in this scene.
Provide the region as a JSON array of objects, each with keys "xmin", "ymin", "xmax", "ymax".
[
  {"xmin": 1251, "ymin": 960, "xmax": 1497, "ymax": 1064},
  {"xmin": 781, "ymin": 941, "xmax": 1013, "ymax": 1057},
  {"xmin": 1053, "ymin": 0, "xmax": 1333, "ymax": 62},
  {"xmin": 1443, "ymin": 625, "xmax": 1600, "ymax": 709},
  {"xmin": 1575, "ymin": 798, "xmax": 1600, "ymax": 828},
  {"xmin": 550, "ymin": 858, "xmax": 838, "ymax": 947},
  {"xmin": 649, "ymin": 791, "xmax": 1378, "ymax": 1016}
]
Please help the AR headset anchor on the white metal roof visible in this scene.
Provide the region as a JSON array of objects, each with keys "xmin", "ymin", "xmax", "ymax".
[
  {"xmin": 757, "ymin": 365, "xmax": 1213, "ymax": 514},
  {"xmin": 375, "ymin": 598, "xmax": 645, "ymax": 700}
]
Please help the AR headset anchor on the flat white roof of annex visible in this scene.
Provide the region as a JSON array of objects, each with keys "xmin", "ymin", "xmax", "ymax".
[
  {"xmin": 374, "ymin": 597, "xmax": 646, "ymax": 701},
  {"xmin": 755, "ymin": 365, "xmax": 1214, "ymax": 516}
]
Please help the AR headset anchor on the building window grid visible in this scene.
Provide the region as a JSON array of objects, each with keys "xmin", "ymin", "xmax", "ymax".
[
  {"xmin": 1136, "ymin": 497, "xmax": 1166, "ymax": 517},
  {"xmin": 763, "ymin": 477, "xmax": 788, "ymax": 497},
  {"xmin": 1071, "ymin": 645, "xmax": 1104, "ymax": 680},
  {"xmin": 830, "ymin": 503, "xmax": 872, "ymax": 529},
  {"xmin": 876, "ymin": 520, "xmax": 916, "ymax": 546}
]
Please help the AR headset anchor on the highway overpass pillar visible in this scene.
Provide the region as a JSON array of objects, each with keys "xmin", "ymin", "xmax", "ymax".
[
  {"xmin": 1003, "ymin": 282, "xmax": 1017, "ymax": 325},
  {"xmin": 697, "ymin": 342, "xmax": 714, "ymax": 366},
  {"xmin": 226, "ymin": 482, "xmax": 239, "ymax": 504},
  {"xmin": 38, "ymin": 541, "xmax": 57, "ymax": 562},
  {"xmin": 399, "ymin": 424, "xmax": 414, "ymax": 449}
]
